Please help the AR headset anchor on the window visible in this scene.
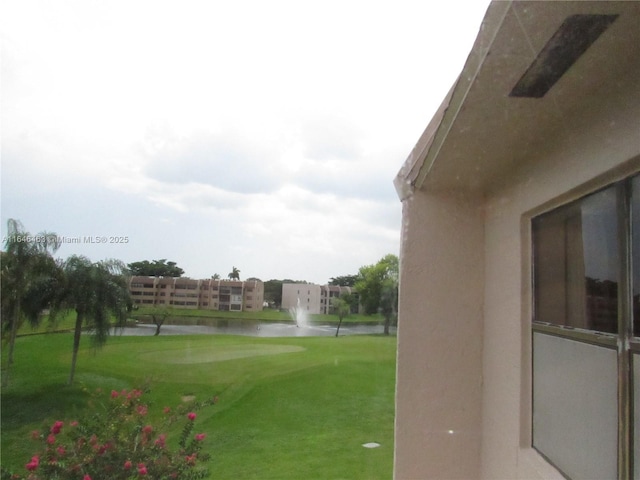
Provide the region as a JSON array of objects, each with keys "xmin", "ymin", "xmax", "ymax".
[{"xmin": 532, "ymin": 175, "xmax": 639, "ymax": 480}]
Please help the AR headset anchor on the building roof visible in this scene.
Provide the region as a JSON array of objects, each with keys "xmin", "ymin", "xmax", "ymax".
[{"xmin": 395, "ymin": 1, "xmax": 640, "ymax": 200}]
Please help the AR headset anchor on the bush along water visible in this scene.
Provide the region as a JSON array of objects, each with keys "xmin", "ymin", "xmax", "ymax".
[{"xmin": 2, "ymin": 388, "xmax": 217, "ymax": 479}]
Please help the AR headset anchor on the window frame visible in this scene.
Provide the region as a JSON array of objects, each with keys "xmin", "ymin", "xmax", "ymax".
[{"xmin": 531, "ymin": 174, "xmax": 638, "ymax": 479}]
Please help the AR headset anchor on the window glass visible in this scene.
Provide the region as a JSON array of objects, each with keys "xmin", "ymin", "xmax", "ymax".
[
  {"xmin": 533, "ymin": 185, "xmax": 619, "ymax": 333},
  {"xmin": 632, "ymin": 175, "xmax": 640, "ymax": 337},
  {"xmin": 635, "ymin": 354, "xmax": 640, "ymax": 480},
  {"xmin": 533, "ymin": 333, "xmax": 618, "ymax": 479}
]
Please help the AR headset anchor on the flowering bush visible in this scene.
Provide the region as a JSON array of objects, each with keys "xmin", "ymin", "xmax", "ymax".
[{"xmin": 3, "ymin": 388, "xmax": 217, "ymax": 480}]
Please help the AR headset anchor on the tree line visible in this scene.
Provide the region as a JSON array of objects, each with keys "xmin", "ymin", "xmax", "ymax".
[{"xmin": 128, "ymin": 260, "xmax": 241, "ymax": 281}]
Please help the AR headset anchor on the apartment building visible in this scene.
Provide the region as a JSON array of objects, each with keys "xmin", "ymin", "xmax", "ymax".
[
  {"xmin": 129, "ymin": 276, "xmax": 264, "ymax": 312},
  {"xmin": 281, "ymin": 283, "xmax": 356, "ymax": 315}
]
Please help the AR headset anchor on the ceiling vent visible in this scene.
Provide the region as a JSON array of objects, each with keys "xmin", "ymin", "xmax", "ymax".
[{"xmin": 510, "ymin": 14, "xmax": 618, "ymax": 98}]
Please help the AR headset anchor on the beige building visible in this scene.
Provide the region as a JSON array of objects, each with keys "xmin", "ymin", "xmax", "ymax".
[
  {"xmin": 393, "ymin": 2, "xmax": 639, "ymax": 479},
  {"xmin": 281, "ymin": 283, "xmax": 356, "ymax": 314},
  {"xmin": 129, "ymin": 276, "xmax": 264, "ymax": 312}
]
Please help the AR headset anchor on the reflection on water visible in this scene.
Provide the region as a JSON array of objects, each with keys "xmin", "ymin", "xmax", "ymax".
[{"xmin": 112, "ymin": 322, "xmax": 394, "ymax": 337}]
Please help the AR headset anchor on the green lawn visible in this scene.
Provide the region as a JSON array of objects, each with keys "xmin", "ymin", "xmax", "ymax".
[{"xmin": 1, "ymin": 331, "xmax": 396, "ymax": 479}]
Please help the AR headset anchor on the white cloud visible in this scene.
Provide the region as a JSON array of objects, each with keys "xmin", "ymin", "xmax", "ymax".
[{"xmin": 1, "ymin": 0, "xmax": 491, "ymax": 282}]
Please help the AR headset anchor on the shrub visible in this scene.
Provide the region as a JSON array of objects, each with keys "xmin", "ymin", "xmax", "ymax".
[{"xmin": 2, "ymin": 388, "xmax": 216, "ymax": 479}]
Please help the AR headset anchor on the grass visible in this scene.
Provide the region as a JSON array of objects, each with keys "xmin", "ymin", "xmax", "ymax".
[{"xmin": 1, "ymin": 331, "xmax": 396, "ymax": 479}]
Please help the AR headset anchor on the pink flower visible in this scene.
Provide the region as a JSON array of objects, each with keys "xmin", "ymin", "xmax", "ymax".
[
  {"xmin": 46, "ymin": 434, "xmax": 56, "ymax": 444},
  {"xmin": 154, "ymin": 433, "xmax": 166, "ymax": 448},
  {"xmin": 185, "ymin": 454, "xmax": 196, "ymax": 465},
  {"xmin": 124, "ymin": 460, "xmax": 132, "ymax": 470},
  {"xmin": 137, "ymin": 404, "xmax": 148, "ymax": 416},
  {"xmin": 56, "ymin": 446, "xmax": 66, "ymax": 456},
  {"xmin": 163, "ymin": 406, "xmax": 171, "ymax": 414},
  {"xmin": 195, "ymin": 433, "xmax": 206, "ymax": 441},
  {"xmin": 25, "ymin": 455, "xmax": 39, "ymax": 471},
  {"xmin": 111, "ymin": 390, "xmax": 120, "ymax": 398},
  {"xmin": 142, "ymin": 425, "xmax": 153, "ymax": 434},
  {"xmin": 187, "ymin": 412, "xmax": 196, "ymax": 421},
  {"xmin": 50, "ymin": 421, "xmax": 64, "ymax": 435},
  {"xmin": 83, "ymin": 475, "xmax": 92, "ymax": 480},
  {"xmin": 128, "ymin": 389, "xmax": 143, "ymax": 400},
  {"xmin": 70, "ymin": 420, "xmax": 79, "ymax": 427},
  {"xmin": 96, "ymin": 444, "xmax": 108, "ymax": 455},
  {"xmin": 137, "ymin": 463, "xmax": 148, "ymax": 475}
]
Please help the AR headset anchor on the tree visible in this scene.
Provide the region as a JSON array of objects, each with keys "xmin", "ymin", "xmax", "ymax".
[
  {"xmin": 380, "ymin": 276, "xmax": 398, "ymax": 336},
  {"xmin": 328, "ymin": 274, "xmax": 358, "ymax": 287},
  {"xmin": 332, "ymin": 295, "xmax": 352, "ymax": 337},
  {"xmin": 148, "ymin": 306, "xmax": 172, "ymax": 336},
  {"xmin": 263, "ymin": 279, "xmax": 306, "ymax": 308},
  {"xmin": 263, "ymin": 279, "xmax": 284, "ymax": 307},
  {"xmin": 52, "ymin": 255, "xmax": 130, "ymax": 385},
  {"xmin": 355, "ymin": 254, "xmax": 399, "ymax": 335},
  {"xmin": 1, "ymin": 219, "xmax": 62, "ymax": 386},
  {"xmin": 228, "ymin": 266, "xmax": 240, "ymax": 280},
  {"xmin": 211, "ymin": 273, "xmax": 220, "ymax": 280},
  {"xmin": 127, "ymin": 259, "xmax": 184, "ymax": 277}
]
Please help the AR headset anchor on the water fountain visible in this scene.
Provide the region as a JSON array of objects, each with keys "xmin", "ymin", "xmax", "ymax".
[{"xmin": 289, "ymin": 297, "xmax": 309, "ymax": 328}]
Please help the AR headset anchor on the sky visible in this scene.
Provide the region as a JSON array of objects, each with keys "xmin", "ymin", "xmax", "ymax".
[{"xmin": 1, "ymin": 0, "xmax": 490, "ymax": 284}]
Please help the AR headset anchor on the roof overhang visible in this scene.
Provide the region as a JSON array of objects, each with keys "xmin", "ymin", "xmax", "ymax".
[{"xmin": 395, "ymin": 1, "xmax": 640, "ymax": 200}]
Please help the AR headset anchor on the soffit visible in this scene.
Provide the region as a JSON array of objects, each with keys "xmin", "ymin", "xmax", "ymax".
[{"xmin": 397, "ymin": 1, "xmax": 640, "ymax": 197}]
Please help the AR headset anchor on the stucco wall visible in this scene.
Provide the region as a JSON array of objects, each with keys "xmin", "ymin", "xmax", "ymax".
[
  {"xmin": 480, "ymin": 69, "xmax": 640, "ymax": 479},
  {"xmin": 394, "ymin": 33, "xmax": 640, "ymax": 480},
  {"xmin": 394, "ymin": 190, "xmax": 484, "ymax": 479},
  {"xmin": 281, "ymin": 283, "xmax": 322, "ymax": 314}
]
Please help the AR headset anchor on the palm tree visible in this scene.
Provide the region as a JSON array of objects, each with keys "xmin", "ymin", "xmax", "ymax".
[
  {"xmin": 211, "ymin": 273, "xmax": 220, "ymax": 280},
  {"xmin": 331, "ymin": 296, "xmax": 351, "ymax": 337},
  {"xmin": 52, "ymin": 255, "xmax": 130, "ymax": 385},
  {"xmin": 1, "ymin": 219, "xmax": 61, "ymax": 386},
  {"xmin": 228, "ymin": 266, "xmax": 240, "ymax": 281}
]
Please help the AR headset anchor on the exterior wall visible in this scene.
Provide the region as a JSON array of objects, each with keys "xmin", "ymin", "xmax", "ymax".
[
  {"xmin": 281, "ymin": 284, "xmax": 356, "ymax": 314},
  {"xmin": 320, "ymin": 285, "xmax": 355, "ymax": 314},
  {"xmin": 479, "ymin": 80, "xmax": 640, "ymax": 479},
  {"xmin": 242, "ymin": 279, "xmax": 264, "ymax": 311},
  {"xmin": 394, "ymin": 190, "xmax": 485, "ymax": 479},
  {"xmin": 129, "ymin": 276, "xmax": 264, "ymax": 312},
  {"xmin": 281, "ymin": 284, "xmax": 322, "ymax": 314},
  {"xmin": 394, "ymin": 55, "xmax": 640, "ymax": 479}
]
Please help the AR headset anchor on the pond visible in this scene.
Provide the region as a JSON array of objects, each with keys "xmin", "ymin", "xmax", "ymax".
[{"xmin": 112, "ymin": 322, "xmax": 395, "ymax": 337}]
